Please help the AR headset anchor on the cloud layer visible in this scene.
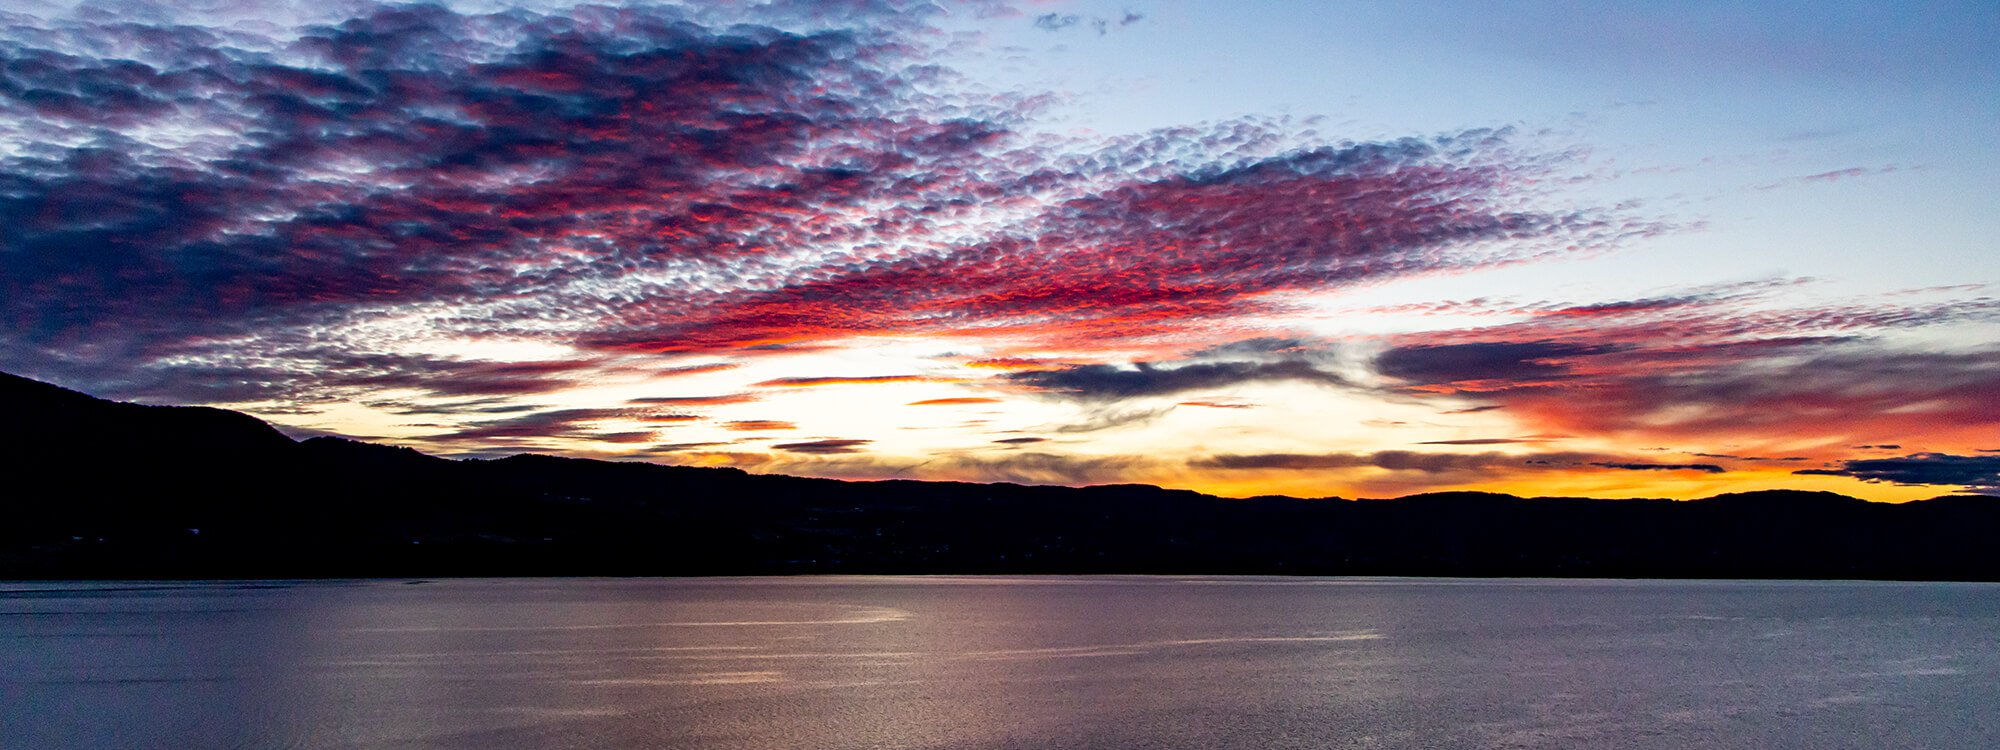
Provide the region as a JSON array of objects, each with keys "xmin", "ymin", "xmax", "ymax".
[
  {"xmin": 0, "ymin": 0, "xmax": 1633, "ymax": 407},
  {"xmin": 1, "ymin": 1, "xmax": 1989, "ymax": 500}
]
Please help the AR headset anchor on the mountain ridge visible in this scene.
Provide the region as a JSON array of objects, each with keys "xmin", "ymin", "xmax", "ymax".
[{"xmin": 3, "ymin": 371, "xmax": 1995, "ymax": 580}]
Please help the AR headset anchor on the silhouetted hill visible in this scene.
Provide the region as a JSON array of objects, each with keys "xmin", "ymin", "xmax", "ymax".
[{"xmin": 3, "ymin": 371, "xmax": 1997, "ymax": 580}]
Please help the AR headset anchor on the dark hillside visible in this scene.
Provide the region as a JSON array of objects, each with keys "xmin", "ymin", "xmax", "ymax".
[{"xmin": 3, "ymin": 372, "xmax": 1996, "ymax": 580}]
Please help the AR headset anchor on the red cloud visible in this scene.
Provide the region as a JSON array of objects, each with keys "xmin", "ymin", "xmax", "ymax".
[{"xmin": 1373, "ymin": 287, "xmax": 2000, "ymax": 452}]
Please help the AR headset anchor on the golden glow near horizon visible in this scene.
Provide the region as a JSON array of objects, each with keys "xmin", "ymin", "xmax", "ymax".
[{"xmin": 233, "ymin": 331, "xmax": 1983, "ymax": 503}]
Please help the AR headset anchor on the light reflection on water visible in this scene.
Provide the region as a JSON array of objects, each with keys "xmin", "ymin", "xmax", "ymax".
[{"xmin": 3, "ymin": 577, "xmax": 1997, "ymax": 749}]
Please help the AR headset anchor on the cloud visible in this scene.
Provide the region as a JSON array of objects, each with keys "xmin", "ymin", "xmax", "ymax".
[
  {"xmin": 628, "ymin": 393, "xmax": 761, "ymax": 406},
  {"xmin": 646, "ymin": 441, "xmax": 733, "ymax": 452},
  {"xmin": 587, "ymin": 129, "xmax": 1634, "ymax": 356},
  {"xmin": 0, "ymin": 1, "xmax": 1034, "ymax": 395},
  {"xmin": 908, "ymin": 397, "xmax": 1001, "ymax": 405},
  {"xmin": 1033, "ymin": 13, "xmax": 1080, "ymax": 31},
  {"xmin": 1194, "ymin": 450, "xmax": 1559, "ymax": 473},
  {"xmin": 724, "ymin": 420, "xmax": 796, "ymax": 432},
  {"xmin": 1048, "ymin": 405, "xmax": 1172, "ymax": 434},
  {"xmin": 1033, "ymin": 10, "xmax": 1145, "ymax": 35},
  {"xmin": 1008, "ymin": 359, "xmax": 1346, "ymax": 400},
  {"xmin": 62, "ymin": 350, "xmax": 605, "ymax": 407},
  {"xmin": 1796, "ymin": 453, "xmax": 2000, "ymax": 493},
  {"xmin": 1416, "ymin": 438, "xmax": 1545, "ymax": 445},
  {"xmin": 772, "ymin": 438, "xmax": 872, "ymax": 454},
  {"xmin": 652, "ymin": 363, "xmax": 740, "ymax": 378},
  {"xmin": 1498, "ymin": 348, "xmax": 2000, "ymax": 444},
  {"xmin": 1366, "ymin": 281, "xmax": 2000, "ymax": 449},
  {"xmin": 1589, "ymin": 462, "xmax": 1725, "ymax": 474},
  {"xmin": 636, "ymin": 413, "xmax": 703, "ymax": 423},
  {"xmin": 0, "ymin": 0, "xmax": 1699, "ymax": 484},
  {"xmin": 993, "ymin": 436, "xmax": 1047, "ymax": 444},
  {"xmin": 1693, "ymin": 453, "xmax": 1807, "ymax": 462},
  {"xmin": 5, "ymin": 4, "xmax": 945, "ymax": 337},
  {"xmin": 1177, "ymin": 400, "xmax": 1256, "ymax": 409},
  {"xmin": 1194, "ymin": 450, "xmax": 1724, "ymax": 475},
  {"xmin": 0, "ymin": 0, "xmax": 1635, "ymax": 408},
  {"xmin": 430, "ymin": 407, "xmax": 643, "ymax": 442},
  {"xmin": 754, "ymin": 375, "xmax": 944, "ymax": 388},
  {"xmin": 1442, "ymin": 405, "xmax": 1504, "ymax": 414},
  {"xmin": 896, "ymin": 451, "xmax": 1164, "ymax": 485},
  {"xmin": 965, "ymin": 358, "xmax": 1061, "ymax": 370},
  {"xmin": 1376, "ymin": 341, "xmax": 1620, "ymax": 389},
  {"xmin": 1755, "ymin": 165, "xmax": 1902, "ymax": 190}
]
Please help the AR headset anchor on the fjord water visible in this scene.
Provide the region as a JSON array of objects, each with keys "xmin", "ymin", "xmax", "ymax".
[{"xmin": 4, "ymin": 578, "xmax": 1996, "ymax": 749}]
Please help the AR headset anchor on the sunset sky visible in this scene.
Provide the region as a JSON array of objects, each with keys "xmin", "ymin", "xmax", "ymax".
[{"xmin": 2, "ymin": 0, "xmax": 1996, "ymax": 499}]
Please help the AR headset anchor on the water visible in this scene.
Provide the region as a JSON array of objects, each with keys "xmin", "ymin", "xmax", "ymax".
[{"xmin": 2, "ymin": 577, "xmax": 1996, "ymax": 750}]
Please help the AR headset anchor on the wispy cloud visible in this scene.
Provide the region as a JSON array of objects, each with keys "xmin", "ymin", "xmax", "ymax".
[{"xmin": 772, "ymin": 438, "xmax": 872, "ymax": 454}]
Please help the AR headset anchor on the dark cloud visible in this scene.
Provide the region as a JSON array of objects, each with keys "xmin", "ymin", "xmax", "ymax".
[
  {"xmin": 993, "ymin": 436, "xmax": 1047, "ymax": 444},
  {"xmin": 365, "ymin": 397, "xmax": 543, "ymax": 416},
  {"xmin": 628, "ymin": 393, "xmax": 760, "ymax": 406},
  {"xmin": 1194, "ymin": 450, "xmax": 1581, "ymax": 473},
  {"xmin": 0, "ymin": 1, "xmax": 1036, "ymax": 396},
  {"xmin": 1589, "ymin": 462, "xmax": 1725, "ymax": 474},
  {"xmin": 899, "ymin": 451, "xmax": 1158, "ymax": 485},
  {"xmin": 1034, "ymin": 10, "xmax": 1144, "ymax": 35},
  {"xmin": 1194, "ymin": 450, "xmax": 1723, "ymax": 475},
  {"xmin": 772, "ymin": 438, "xmax": 872, "ymax": 454},
  {"xmin": 591, "ymin": 430, "xmax": 658, "ymax": 444},
  {"xmin": 1693, "ymin": 453, "xmax": 1807, "ymax": 462},
  {"xmin": 636, "ymin": 414, "xmax": 703, "ymax": 423},
  {"xmin": 430, "ymin": 407, "xmax": 633, "ymax": 442},
  {"xmin": 5, "ymin": 5, "xmax": 943, "ymax": 335},
  {"xmin": 1416, "ymin": 438, "xmax": 1545, "ymax": 445},
  {"xmin": 1033, "ymin": 13, "xmax": 1081, "ymax": 31},
  {"xmin": 1009, "ymin": 360, "xmax": 1345, "ymax": 400},
  {"xmin": 1376, "ymin": 341, "xmax": 1620, "ymax": 388},
  {"xmin": 33, "ymin": 348, "xmax": 602, "ymax": 407},
  {"xmin": 1796, "ymin": 453, "xmax": 2000, "ymax": 492}
]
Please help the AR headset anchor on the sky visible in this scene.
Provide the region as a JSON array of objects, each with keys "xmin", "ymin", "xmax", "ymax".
[{"xmin": 2, "ymin": 0, "xmax": 1997, "ymax": 499}]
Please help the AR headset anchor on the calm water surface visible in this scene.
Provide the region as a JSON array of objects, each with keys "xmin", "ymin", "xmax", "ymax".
[{"xmin": 3, "ymin": 577, "xmax": 1996, "ymax": 749}]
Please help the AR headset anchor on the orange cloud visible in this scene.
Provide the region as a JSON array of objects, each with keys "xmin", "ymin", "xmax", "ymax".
[{"xmin": 724, "ymin": 420, "xmax": 796, "ymax": 431}]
